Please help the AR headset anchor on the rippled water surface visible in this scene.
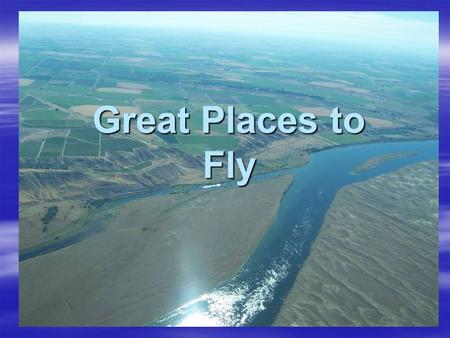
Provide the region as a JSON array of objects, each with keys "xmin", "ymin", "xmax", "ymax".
[{"xmin": 154, "ymin": 140, "xmax": 437, "ymax": 326}]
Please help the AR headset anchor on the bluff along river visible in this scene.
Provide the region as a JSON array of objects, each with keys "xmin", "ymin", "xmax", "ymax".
[
  {"xmin": 19, "ymin": 139, "xmax": 437, "ymax": 325},
  {"xmin": 152, "ymin": 139, "xmax": 437, "ymax": 326}
]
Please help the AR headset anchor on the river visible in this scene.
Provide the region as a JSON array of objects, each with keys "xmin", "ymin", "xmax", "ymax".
[
  {"xmin": 19, "ymin": 139, "xmax": 438, "ymax": 325},
  {"xmin": 152, "ymin": 139, "xmax": 437, "ymax": 326}
]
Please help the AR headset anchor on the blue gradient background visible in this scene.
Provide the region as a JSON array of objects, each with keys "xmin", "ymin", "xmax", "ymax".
[{"xmin": 1, "ymin": 1, "xmax": 449, "ymax": 337}]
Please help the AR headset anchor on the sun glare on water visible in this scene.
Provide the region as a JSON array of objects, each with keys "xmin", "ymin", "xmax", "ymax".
[{"xmin": 177, "ymin": 312, "xmax": 221, "ymax": 327}]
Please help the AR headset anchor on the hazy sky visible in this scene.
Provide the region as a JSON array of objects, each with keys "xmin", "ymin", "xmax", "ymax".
[{"xmin": 20, "ymin": 11, "xmax": 438, "ymax": 51}]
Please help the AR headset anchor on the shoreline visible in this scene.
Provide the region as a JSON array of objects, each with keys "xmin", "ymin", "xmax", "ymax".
[
  {"xmin": 20, "ymin": 174, "xmax": 294, "ymax": 326},
  {"xmin": 274, "ymin": 161, "xmax": 438, "ymax": 326},
  {"xmin": 19, "ymin": 137, "xmax": 438, "ymax": 261},
  {"xmin": 149, "ymin": 174, "xmax": 295, "ymax": 326}
]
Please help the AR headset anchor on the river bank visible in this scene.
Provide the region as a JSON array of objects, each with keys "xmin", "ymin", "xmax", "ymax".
[
  {"xmin": 19, "ymin": 140, "xmax": 438, "ymax": 326},
  {"xmin": 274, "ymin": 161, "xmax": 438, "ymax": 326},
  {"xmin": 153, "ymin": 139, "xmax": 438, "ymax": 326},
  {"xmin": 20, "ymin": 174, "xmax": 293, "ymax": 326}
]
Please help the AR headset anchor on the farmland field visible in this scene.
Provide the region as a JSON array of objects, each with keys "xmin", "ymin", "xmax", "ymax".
[
  {"xmin": 19, "ymin": 24, "xmax": 438, "ymax": 162},
  {"xmin": 19, "ymin": 140, "xmax": 41, "ymax": 158},
  {"xmin": 64, "ymin": 138, "xmax": 99, "ymax": 157},
  {"xmin": 40, "ymin": 137, "xmax": 65, "ymax": 158}
]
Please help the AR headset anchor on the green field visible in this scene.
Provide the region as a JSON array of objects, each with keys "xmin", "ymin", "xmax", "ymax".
[
  {"xmin": 20, "ymin": 140, "xmax": 42, "ymax": 158},
  {"xmin": 100, "ymin": 136, "xmax": 147, "ymax": 155},
  {"xmin": 40, "ymin": 137, "xmax": 65, "ymax": 158},
  {"xmin": 69, "ymin": 127, "xmax": 100, "ymax": 144},
  {"xmin": 175, "ymin": 135, "xmax": 240, "ymax": 155},
  {"xmin": 65, "ymin": 138, "xmax": 99, "ymax": 157},
  {"xmin": 22, "ymin": 119, "xmax": 87, "ymax": 129},
  {"xmin": 26, "ymin": 93, "xmax": 102, "ymax": 108},
  {"xmin": 321, "ymin": 133, "xmax": 368, "ymax": 145},
  {"xmin": 21, "ymin": 109, "xmax": 68, "ymax": 120}
]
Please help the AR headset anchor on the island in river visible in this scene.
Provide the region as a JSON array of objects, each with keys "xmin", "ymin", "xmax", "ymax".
[
  {"xmin": 275, "ymin": 161, "xmax": 438, "ymax": 326},
  {"xmin": 350, "ymin": 152, "xmax": 416, "ymax": 174}
]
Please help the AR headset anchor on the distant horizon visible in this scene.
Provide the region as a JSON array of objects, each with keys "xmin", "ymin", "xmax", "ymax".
[{"xmin": 20, "ymin": 11, "xmax": 438, "ymax": 55}]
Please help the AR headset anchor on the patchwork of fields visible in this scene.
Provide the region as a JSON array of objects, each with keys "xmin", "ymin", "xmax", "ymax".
[{"xmin": 19, "ymin": 25, "xmax": 438, "ymax": 165}]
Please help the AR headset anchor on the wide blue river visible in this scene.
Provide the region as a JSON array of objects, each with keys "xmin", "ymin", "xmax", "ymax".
[{"xmin": 154, "ymin": 139, "xmax": 437, "ymax": 326}]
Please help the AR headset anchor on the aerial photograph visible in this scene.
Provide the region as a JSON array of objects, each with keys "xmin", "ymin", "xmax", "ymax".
[{"xmin": 18, "ymin": 12, "xmax": 438, "ymax": 326}]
